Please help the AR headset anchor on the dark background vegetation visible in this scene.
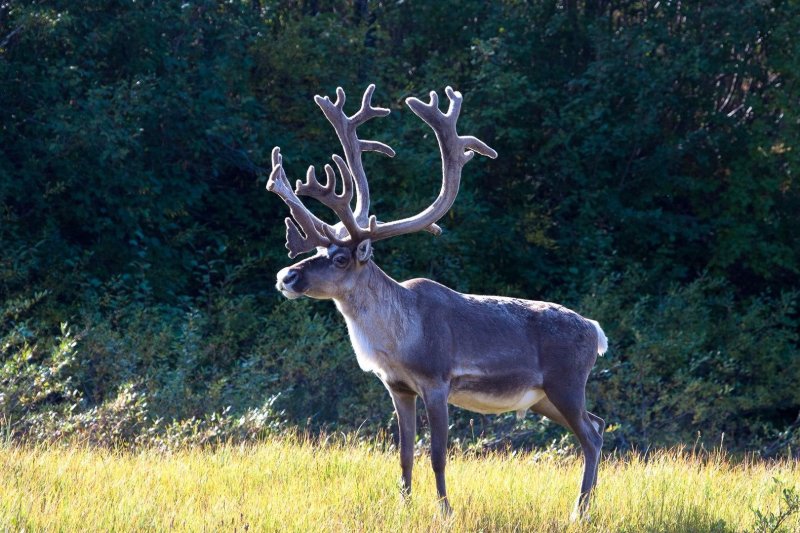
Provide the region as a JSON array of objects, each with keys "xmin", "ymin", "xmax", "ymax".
[{"xmin": 1, "ymin": 0, "xmax": 798, "ymax": 453}]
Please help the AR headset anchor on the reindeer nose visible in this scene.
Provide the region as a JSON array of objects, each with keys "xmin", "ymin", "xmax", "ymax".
[
  {"xmin": 276, "ymin": 266, "xmax": 304, "ymax": 299},
  {"xmin": 282, "ymin": 269, "xmax": 299, "ymax": 287}
]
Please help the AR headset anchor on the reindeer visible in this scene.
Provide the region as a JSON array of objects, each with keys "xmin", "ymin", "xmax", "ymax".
[{"xmin": 267, "ymin": 85, "xmax": 607, "ymax": 520}]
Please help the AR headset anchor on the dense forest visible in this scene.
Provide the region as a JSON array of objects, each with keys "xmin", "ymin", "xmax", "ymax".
[{"xmin": 1, "ymin": 0, "xmax": 798, "ymax": 453}]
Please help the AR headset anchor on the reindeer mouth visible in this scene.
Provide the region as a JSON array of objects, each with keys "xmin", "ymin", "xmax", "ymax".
[
  {"xmin": 280, "ymin": 288, "xmax": 304, "ymax": 300},
  {"xmin": 276, "ymin": 282, "xmax": 304, "ymax": 300}
]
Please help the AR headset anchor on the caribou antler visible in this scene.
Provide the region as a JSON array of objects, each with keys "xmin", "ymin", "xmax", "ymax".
[
  {"xmin": 266, "ymin": 147, "xmax": 332, "ymax": 258},
  {"xmin": 366, "ymin": 86, "xmax": 497, "ymax": 242},
  {"xmin": 295, "ymin": 155, "xmax": 377, "ymax": 245},
  {"xmin": 267, "ymin": 85, "xmax": 496, "ymax": 257},
  {"xmin": 314, "ymin": 84, "xmax": 395, "ymax": 226}
]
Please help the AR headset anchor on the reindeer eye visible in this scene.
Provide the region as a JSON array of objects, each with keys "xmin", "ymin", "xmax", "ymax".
[{"xmin": 332, "ymin": 255, "xmax": 349, "ymax": 268}]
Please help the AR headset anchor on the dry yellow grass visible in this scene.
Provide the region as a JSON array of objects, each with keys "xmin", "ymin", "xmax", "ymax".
[{"xmin": 1, "ymin": 437, "xmax": 798, "ymax": 532}]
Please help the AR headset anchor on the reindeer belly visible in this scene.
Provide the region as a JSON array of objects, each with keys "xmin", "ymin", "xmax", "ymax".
[{"xmin": 448, "ymin": 387, "xmax": 545, "ymax": 415}]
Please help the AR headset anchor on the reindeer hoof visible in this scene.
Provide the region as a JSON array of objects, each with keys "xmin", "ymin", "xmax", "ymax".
[
  {"xmin": 438, "ymin": 498, "xmax": 453, "ymax": 517},
  {"xmin": 570, "ymin": 494, "xmax": 591, "ymax": 522}
]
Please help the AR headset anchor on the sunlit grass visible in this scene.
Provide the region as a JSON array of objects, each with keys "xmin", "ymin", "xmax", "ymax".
[{"xmin": 1, "ymin": 437, "xmax": 798, "ymax": 532}]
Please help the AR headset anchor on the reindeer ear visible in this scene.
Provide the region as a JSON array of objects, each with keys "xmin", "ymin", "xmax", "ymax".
[{"xmin": 356, "ymin": 239, "xmax": 372, "ymax": 263}]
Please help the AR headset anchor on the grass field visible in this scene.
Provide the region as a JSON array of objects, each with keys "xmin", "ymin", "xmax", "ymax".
[{"xmin": 1, "ymin": 437, "xmax": 798, "ymax": 532}]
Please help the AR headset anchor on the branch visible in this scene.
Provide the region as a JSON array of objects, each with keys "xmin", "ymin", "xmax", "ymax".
[{"xmin": 0, "ymin": 26, "xmax": 23, "ymax": 50}]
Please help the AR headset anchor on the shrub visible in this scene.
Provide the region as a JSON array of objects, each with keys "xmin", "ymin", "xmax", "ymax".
[{"xmin": 583, "ymin": 272, "xmax": 799, "ymax": 449}]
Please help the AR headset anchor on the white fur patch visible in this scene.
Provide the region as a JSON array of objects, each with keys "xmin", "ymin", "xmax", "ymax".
[
  {"xmin": 343, "ymin": 316, "xmax": 380, "ymax": 373},
  {"xmin": 448, "ymin": 388, "xmax": 546, "ymax": 415},
  {"xmin": 588, "ymin": 319, "xmax": 608, "ymax": 355}
]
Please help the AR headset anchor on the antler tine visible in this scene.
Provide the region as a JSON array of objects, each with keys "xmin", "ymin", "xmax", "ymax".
[
  {"xmin": 445, "ymin": 88, "xmax": 498, "ymax": 160},
  {"xmin": 351, "ymin": 84, "xmax": 390, "ymax": 126},
  {"xmin": 296, "ymin": 165, "xmax": 334, "ymax": 198},
  {"xmin": 444, "ymin": 86, "xmax": 463, "ymax": 121},
  {"xmin": 295, "ymin": 155, "xmax": 365, "ymax": 243},
  {"xmin": 266, "ymin": 147, "xmax": 332, "ymax": 258},
  {"xmin": 333, "ymin": 86, "xmax": 346, "ymax": 108},
  {"xmin": 411, "ymin": 87, "xmax": 498, "ymax": 162},
  {"xmin": 366, "ymin": 87, "xmax": 497, "ymax": 243},
  {"xmin": 314, "ymin": 85, "xmax": 395, "ymax": 227}
]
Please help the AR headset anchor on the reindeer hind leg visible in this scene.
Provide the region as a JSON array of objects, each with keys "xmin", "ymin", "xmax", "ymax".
[{"xmin": 543, "ymin": 384, "xmax": 603, "ymax": 521}]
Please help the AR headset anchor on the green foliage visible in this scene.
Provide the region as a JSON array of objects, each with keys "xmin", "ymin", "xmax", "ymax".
[
  {"xmin": 583, "ymin": 272, "xmax": 799, "ymax": 449},
  {"xmin": 751, "ymin": 478, "xmax": 800, "ymax": 533},
  {"xmin": 0, "ymin": 1, "xmax": 798, "ymax": 450}
]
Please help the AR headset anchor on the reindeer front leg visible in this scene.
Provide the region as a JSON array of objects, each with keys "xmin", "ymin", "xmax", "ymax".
[
  {"xmin": 390, "ymin": 391, "xmax": 417, "ymax": 499},
  {"xmin": 422, "ymin": 388, "xmax": 451, "ymax": 515}
]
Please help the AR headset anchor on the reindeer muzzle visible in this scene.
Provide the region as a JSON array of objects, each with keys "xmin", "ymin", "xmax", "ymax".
[{"xmin": 276, "ymin": 267, "xmax": 305, "ymax": 299}]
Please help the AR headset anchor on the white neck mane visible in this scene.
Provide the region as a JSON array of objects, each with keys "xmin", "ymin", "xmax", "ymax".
[{"xmin": 333, "ymin": 262, "xmax": 412, "ymax": 373}]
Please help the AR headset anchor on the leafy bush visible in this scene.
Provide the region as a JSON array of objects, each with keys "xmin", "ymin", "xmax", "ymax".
[{"xmin": 583, "ymin": 272, "xmax": 799, "ymax": 449}]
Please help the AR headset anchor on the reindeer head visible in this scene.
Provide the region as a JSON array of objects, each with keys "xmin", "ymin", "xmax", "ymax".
[{"xmin": 268, "ymin": 85, "xmax": 496, "ymax": 301}]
